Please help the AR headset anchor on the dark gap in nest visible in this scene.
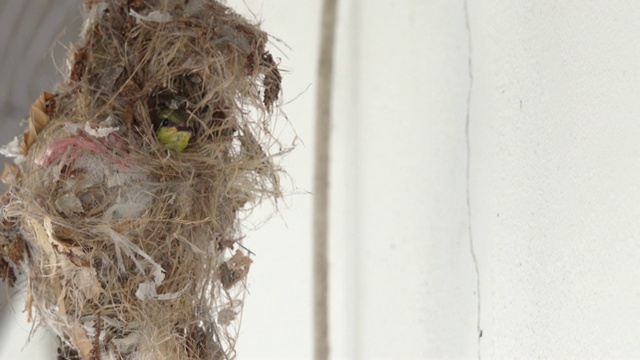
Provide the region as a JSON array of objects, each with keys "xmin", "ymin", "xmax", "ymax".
[{"xmin": 57, "ymin": 340, "xmax": 82, "ymax": 360}]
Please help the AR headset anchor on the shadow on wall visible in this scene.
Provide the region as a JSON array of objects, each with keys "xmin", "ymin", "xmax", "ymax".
[{"xmin": 0, "ymin": 0, "xmax": 83, "ymax": 162}]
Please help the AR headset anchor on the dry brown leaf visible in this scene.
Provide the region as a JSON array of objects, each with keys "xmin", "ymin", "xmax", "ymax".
[
  {"xmin": 21, "ymin": 92, "xmax": 54, "ymax": 155},
  {"xmin": 67, "ymin": 324, "xmax": 94, "ymax": 359},
  {"xmin": 220, "ymin": 251, "xmax": 253, "ymax": 290}
]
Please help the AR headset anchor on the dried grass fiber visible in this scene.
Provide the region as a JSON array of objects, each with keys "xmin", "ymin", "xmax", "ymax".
[{"xmin": 0, "ymin": 0, "xmax": 285, "ymax": 359}]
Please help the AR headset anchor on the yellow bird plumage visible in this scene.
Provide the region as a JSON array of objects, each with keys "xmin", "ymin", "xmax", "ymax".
[{"xmin": 155, "ymin": 109, "xmax": 193, "ymax": 152}]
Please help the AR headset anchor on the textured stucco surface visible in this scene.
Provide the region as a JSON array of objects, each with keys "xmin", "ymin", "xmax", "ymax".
[{"xmin": 470, "ymin": 2, "xmax": 640, "ymax": 357}]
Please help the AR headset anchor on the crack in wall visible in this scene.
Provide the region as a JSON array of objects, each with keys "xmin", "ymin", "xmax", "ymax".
[{"xmin": 463, "ymin": 0, "xmax": 481, "ymax": 358}]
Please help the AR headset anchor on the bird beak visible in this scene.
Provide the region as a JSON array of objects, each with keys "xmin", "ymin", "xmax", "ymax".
[{"xmin": 176, "ymin": 125, "xmax": 193, "ymax": 133}]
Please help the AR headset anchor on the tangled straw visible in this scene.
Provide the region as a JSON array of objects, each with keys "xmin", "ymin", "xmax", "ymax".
[{"xmin": 0, "ymin": 0, "xmax": 286, "ymax": 359}]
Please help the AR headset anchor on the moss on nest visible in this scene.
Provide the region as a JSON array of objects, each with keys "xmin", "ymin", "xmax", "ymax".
[{"xmin": 0, "ymin": 0, "xmax": 286, "ymax": 358}]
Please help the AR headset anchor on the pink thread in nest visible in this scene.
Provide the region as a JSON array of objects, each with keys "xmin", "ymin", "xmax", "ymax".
[{"xmin": 35, "ymin": 135, "xmax": 129, "ymax": 168}]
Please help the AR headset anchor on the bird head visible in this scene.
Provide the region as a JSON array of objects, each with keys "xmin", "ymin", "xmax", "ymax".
[{"xmin": 155, "ymin": 109, "xmax": 193, "ymax": 152}]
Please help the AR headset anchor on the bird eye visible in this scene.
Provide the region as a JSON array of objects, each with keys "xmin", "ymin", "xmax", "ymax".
[{"xmin": 162, "ymin": 119, "xmax": 171, "ymax": 127}]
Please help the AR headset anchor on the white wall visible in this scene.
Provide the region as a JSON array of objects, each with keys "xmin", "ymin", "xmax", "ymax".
[
  {"xmin": 330, "ymin": 0, "xmax": 477, "ymax": 358},
  {"xmin": 3, "ymin": 0, "xmax": 640, "ymax": 359},
  {"xmin": 470, "ymin": 2, "xmax": 640, "ymax": 357}
]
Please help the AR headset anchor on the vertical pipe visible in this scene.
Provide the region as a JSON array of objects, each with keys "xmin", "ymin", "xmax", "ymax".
[{"xmin": 313, "ymin": 0, "xmax": 338, "ymax": 359}]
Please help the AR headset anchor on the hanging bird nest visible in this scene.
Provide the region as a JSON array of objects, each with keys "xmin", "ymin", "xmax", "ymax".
[{"xmin": 0, "ymin": 0, "xmax": 286, "ymax": 359}]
